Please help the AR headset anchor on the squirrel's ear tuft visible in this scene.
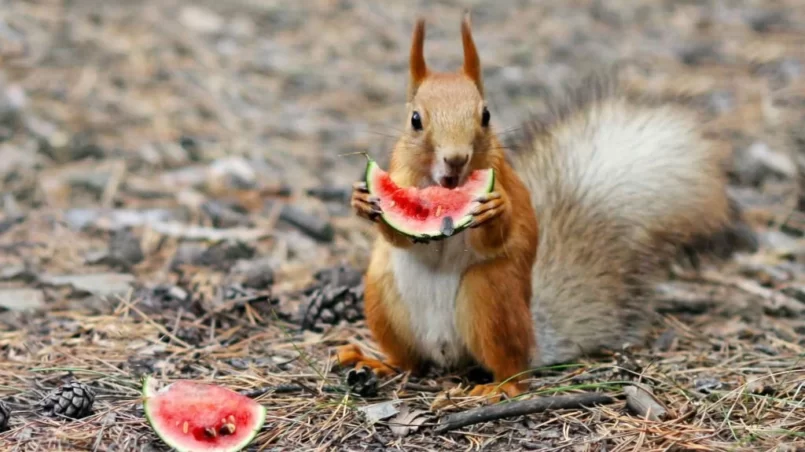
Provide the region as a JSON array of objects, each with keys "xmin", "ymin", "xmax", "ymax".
[
  {"xmin": 408, "ymin": 17, "xmax": 428, "ymax": 100},
  {"xmin": 460, "ymin": 10, "xmax": 483, "ymax": 96}
]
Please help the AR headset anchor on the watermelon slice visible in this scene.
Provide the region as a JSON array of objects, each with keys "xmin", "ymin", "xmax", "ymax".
[
  {"xmin": 364, "ymin": 159, "xmax": 495, "ymax": 240},
  {"xmin": 142, "ymin": 376, "xmax": 266, "ymax": 452}
]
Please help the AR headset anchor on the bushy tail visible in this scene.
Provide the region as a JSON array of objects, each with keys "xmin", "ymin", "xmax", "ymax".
[{"xmin": 508, "ymin": 72, "xmax": 748, "ymax": 366}]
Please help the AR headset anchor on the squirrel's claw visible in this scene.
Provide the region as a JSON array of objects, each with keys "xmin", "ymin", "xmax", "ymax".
[
  {"xmin": 351, "ymin": 183, "xmax": 383, "ymax": 222},
  {"xmin": 473, "ymin": 192, "xmax": 502, "ymax": 203},
  {"xmin": 353, "ymin": 181, "xmax": 370, "ymax": 193},
  {"xmin": 469, "ymin": 191, "xmax": 505, "ymax": 228}
]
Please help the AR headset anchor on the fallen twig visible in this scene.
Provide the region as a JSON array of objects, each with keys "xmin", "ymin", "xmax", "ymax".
[
  {"xmin": 403, "ymin": 383, "xmax": 441, "ymax": 393},
  {"xmin": 433, "ymin": 392, "xmax": 616, "ymax": 434}
]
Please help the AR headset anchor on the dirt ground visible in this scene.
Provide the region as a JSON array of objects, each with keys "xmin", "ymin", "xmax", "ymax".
[{"xmin": 1, "ymin": 0, "xmax": 805, "ymax": 450}]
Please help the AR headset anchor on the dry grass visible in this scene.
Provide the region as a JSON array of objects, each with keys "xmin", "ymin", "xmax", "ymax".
[{"xmin": 1, "ymin": 0, "xmax": 805, "ymax": 450}]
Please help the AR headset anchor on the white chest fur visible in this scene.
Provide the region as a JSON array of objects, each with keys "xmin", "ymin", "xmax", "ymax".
[{"xmin": 389, "ymin": 235, "xmax": 479, "ymax": 368}]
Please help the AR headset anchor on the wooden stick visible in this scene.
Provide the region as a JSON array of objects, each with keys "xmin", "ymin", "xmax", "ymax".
[{"xmin": 433, "ymin": 392, "xmax": 616, "ymax": 433}]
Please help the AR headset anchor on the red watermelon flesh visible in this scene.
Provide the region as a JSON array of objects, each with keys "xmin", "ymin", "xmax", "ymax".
[
  {"xmin": 364, "ymin": 159, "xmax": 495, "ymax": 240},
  {"xmin": 143, "ymin": 376, "xmax": 266, "ymax": 452}
]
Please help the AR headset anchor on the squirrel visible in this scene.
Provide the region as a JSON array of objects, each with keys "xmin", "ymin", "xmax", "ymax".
[{"xmin": 337, "ymin": 12, "xmax": 749, "ymax": 400}]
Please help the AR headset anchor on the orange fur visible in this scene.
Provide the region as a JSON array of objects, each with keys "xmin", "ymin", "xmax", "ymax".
[
  {"xmin": 362, "ymin": 245, "xmax": 423, "ymax": 372},
  {"xmin": 457, "ymin": 257, "xmax": 535, "ymax": 396},
  {"xmin": 408, "ymin": 18, "xmax": 428, "ymax": 101},
  {"xmin": 467, "ymin": 162, "xmax": 537, "ymax": 256},
  {"xmin": 343, "ymin": 13, "xmax": 540, "ymax": 401},
  {"xmin": 458, "ymin": 161, "xmax": 538, "ymax": 398},
  {"xmin": 335, "ymin": 344, "xmax": 399, "ymax": 378},
  {"xmin": 460, "ymin": 12, "xmax": 483, "ymax": 96}
]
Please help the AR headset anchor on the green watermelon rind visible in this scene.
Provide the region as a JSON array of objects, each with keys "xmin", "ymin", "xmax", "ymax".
[
  {"xmin": 142, "ymin": 376, "xmax": 267, "ymax": 452},
  {"xmin": 364, "ymin": 159, "xmax": 496, "ymax": 241}
]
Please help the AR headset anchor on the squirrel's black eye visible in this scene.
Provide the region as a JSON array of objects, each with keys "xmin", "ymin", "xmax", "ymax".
[
  {"xmin": 411, "ymin": 111, "xmax": 423, "ymax": 131},
  {"xmin": 481, "ymin": 107, "xmax": 491, "ymax": 127}
]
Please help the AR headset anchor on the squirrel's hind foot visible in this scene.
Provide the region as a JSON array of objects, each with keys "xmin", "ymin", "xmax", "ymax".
[
  {"xmin": 468, "ymin": 381, "xmax": 525, "ymax": 403},
  {"xmin": 334, "ymin": 344, "xmax": 400, "ymax": 378}
]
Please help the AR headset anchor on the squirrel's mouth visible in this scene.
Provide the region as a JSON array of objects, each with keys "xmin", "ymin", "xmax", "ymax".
[
  {"xmin": 439, "ymin": 175, "xmax": 460, "ymax": 189},
  {"xmin": 430, "ymin": 167, "xmax": 469, "ymax": 190},
  {"xmin": 422, "ymin": 173, "xmax": 467, "ymax": 189}
]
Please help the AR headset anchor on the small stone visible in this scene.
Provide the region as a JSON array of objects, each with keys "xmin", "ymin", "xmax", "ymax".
[
  {"xmin": 179, "ymin": 5, "xmax": 224, "ymax": 34},
  {"xmin": 279, "ymin": 204, "xmax": 334, "ymax": 243},
  {"xmin": 733, "ymin": 141, "xmax": 796, "ymax": 186},
  {"xmin": 678, "ymin": 43, "xmax": 722, "ymax": 66},
  {"xmin": 694, "ymin": 378, "xmax": 722, "ymax": 394},
  {"xmin": 38, "ymin": 272, "xmax": 135, "ymax": 297},
  {"xmin": 197, "ymin": 240, "xmax": 255, "ymax": 271},
  {"xmin": 229, "ymin": 257, "xmax": 275, "ymax": 290},
  {"xmin": 202, "ymin": 201, "xmax": 251, "ymax": 228},
  {"xmin": 207, "ymin": 157, "xmax": 257, "ymax": 192},
  {"xmin": 706, "ymin": 90, "xmax": 735, "ymax": 115},
  {"xmin": 170, "ymin": 243, "xmax": 207, "ymax": 270},
  {"xmin": 652, "ymin": 329, "xmax": 677, "ymax": 352},
  {"xmin": 108, "ymin": 229, "xmax": 144, "ymax": 268},
  {"xmin": 747, "ymin": 9, "xmax": 788, "ymax": 33},
  {"xmin": 0, "ymin": 288, "xmax": 45, "ymax": 312},
  {"xmin": 168, "ymin": 286, "xmax": 189, "ymax": 302},
  {"xmin": 0, "ymin": 264, "xmax": 28, "ymax": 281}
]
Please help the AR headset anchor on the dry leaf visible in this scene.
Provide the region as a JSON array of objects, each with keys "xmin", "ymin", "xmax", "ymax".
[
  {"xmin": 624, "ymin": 384, "xmax": 669, "ymax": 421},
  {"xmin": 358, "ymin": 400, "xmax": 400, "ymax": 424},
  {"xmin": 387, "ymin": 403, "xmax": 429, "ymax": 437}
]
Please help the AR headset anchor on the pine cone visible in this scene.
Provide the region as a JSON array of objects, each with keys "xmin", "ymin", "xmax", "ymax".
[
  {"xmin": 299, "ymin": 265, "xmax": 365, "ymax": 331},
  {"xmin": 40, "ymin": 381, "xmax": 95, "ymax": 419},
  {"xmin": 346, "ymin": 367, "xmax": 379, "ymax": 397},
  {"xmin": 0, "ymin": 400, "xmax": 9, "ymax": 431}
]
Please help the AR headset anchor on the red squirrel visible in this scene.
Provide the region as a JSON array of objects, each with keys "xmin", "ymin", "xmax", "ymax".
[{"xmin": 338, "ymin": 12, "xmax": 740, "ymax": 400}]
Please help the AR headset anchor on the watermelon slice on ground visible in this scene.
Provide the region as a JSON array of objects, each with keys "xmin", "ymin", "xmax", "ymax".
[
  {"xmin": 142, "ymin": 376, "xmax": 266, "ymax": 452},
  {"xmin": 364, "ymin": 159, "xmax": 495, "ymax": 241}
]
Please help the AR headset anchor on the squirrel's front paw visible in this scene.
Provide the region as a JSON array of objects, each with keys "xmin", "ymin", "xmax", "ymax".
[
  {"xmin": 470, "ymin": 192, "xmax": 507, "ymax": 228},
  {"xmin": 351, "ymin": 181, "xmax": 383, "ymax": 222}
]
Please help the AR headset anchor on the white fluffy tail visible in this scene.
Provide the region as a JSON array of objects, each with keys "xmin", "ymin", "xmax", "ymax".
[{"xmin": 509, "ymin": 73, "xmax": 733, "ymax": 366}]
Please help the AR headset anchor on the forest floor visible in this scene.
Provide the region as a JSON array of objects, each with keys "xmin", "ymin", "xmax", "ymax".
[{"xmin": 1, "ymin": 0, "xmax": 805, "ymax": 450}]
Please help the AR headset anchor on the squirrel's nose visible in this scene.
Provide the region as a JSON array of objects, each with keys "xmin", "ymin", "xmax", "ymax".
[{"xmin": 444, "ymin": 154, "xmax": 469, "ymax": 169}]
